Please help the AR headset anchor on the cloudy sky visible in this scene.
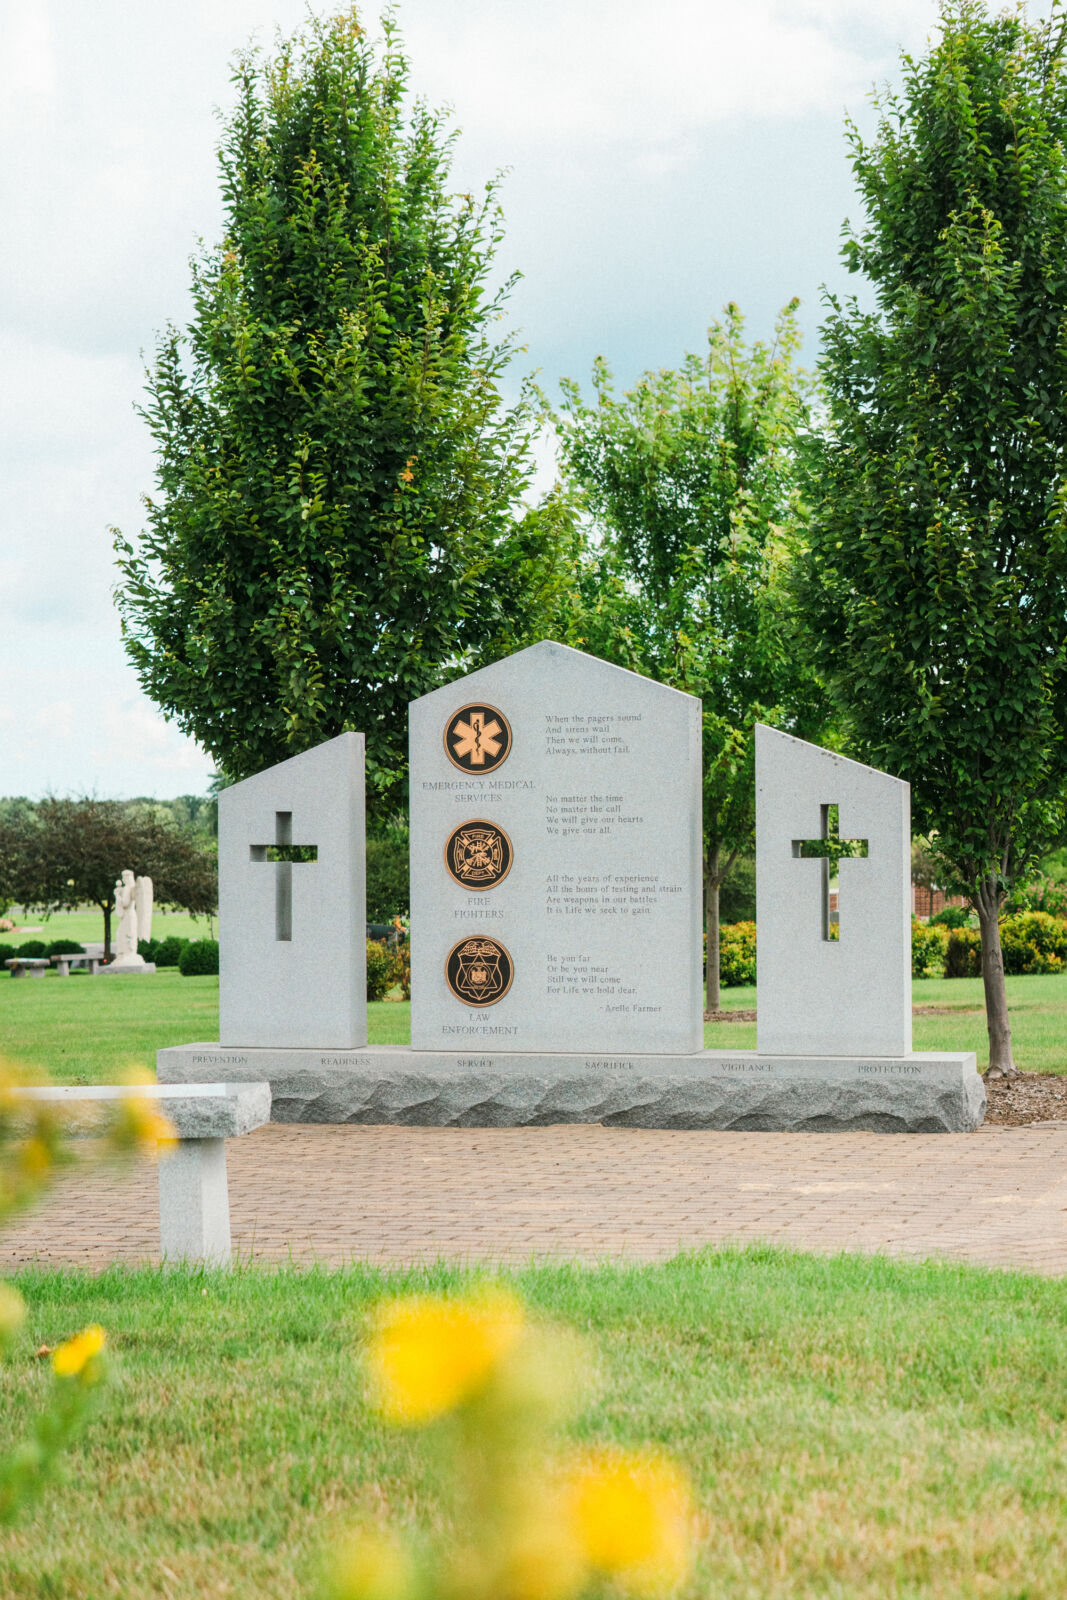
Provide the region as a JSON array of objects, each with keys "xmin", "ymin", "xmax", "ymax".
[{"xmin": 2, "ymin": 0, "xmax": 960, "ymax": 798}]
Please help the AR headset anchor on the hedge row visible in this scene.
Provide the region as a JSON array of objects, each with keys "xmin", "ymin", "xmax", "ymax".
[
  {"xmin": 0, "ymin": 939, "xmax": 86, "ymax": 967},
  {"xmin": 717, "ymin": 911, "xmax": 1067, "ymax": 987}
]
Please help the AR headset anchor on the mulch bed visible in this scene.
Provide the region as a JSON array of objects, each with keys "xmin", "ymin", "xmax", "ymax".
[
  {"xmin": 981, "ymin": 1073, "xmax": 1067, "ymax": 1126},
  {"xmin": 704, "ymin": 1009, "xmax": 757, "ymax": 1022}
]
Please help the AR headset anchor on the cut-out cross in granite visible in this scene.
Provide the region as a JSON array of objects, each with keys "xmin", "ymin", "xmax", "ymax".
[
  {"xmin": 792, "ymin": 804, "xmax": 868, "ymax": 942},
  {"xmin": 250, "ymin": 812, "xmax": 318, "ymax": 942}
]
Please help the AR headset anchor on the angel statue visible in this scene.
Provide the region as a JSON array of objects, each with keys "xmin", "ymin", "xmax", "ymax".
[{"xmin": 109, "ymin": 871, "xmax": 154, "ymax": 970}]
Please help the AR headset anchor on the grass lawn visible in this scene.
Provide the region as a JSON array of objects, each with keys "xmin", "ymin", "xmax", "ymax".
[
  {"xmin": 3, "ymin": 905, "xmax": 215, "ymax": 948},
  {"xmin": 3, "ymin": 969, "xmax": 1066, "ymax": 1082},
  {"xmin": 2, "ymin": 1252, "xmax": 1067, "ymax": 1597}
]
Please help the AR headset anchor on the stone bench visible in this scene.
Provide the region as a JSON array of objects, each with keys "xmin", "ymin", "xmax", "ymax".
[
  {"xmin": 12, "ymin": 1082, "xmax": 271, "ymax": 1265},
  {"xmin": 50, "ymin": 953, "xmax": 103, "ymax": 976},
  {"xmin": 5, "ymin": 958, "xmax": 50, "ymax": 978}
]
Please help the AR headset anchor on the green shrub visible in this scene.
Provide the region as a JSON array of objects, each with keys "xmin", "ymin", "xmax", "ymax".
[
  {"xmin": 366, "ymin": 836, "xmax": 409, "ymax": 923},
  {"xmin": 16, "ymin": 941, "xmax": 47, "ymax": 958},
  {"xmin": 0, "ymin": 943, "xmax": 16, "ymax": 968},
  {"xmin": 720, "ymin": 857, "xmax": 756, "ymax": 923},
  {"xmin": 366, "ymin": 938, "xmax": 392, "ymax": 1002},
  {"xmin": 389, "ymin": 941, "xmax": 411, "ymax": 1000},
  {"xmin": 1006, "ymin": 873, "xmax": 1067, "ymax": 919},
  {"xmin": 45, "ymin": 939, "xmax": 85, "ymax": 958},
  {"xmin": 912, "ymin": 918, "xmax": 949, "ymax": 978},
  {"xmin": 138, "ymin": 938, "xmax": 160, "ymax": 964},
  {"xmin": 945, "ymin": 927, "xmax": 983, "ymax": 978},
  {"xmin": 178, "ymin": 938, "xmax": 220, "ymax": 976},
  {"xmin": 999, "ymin": 911, "xmax": 1067, "ymax": 975},
  {"xmin": 719, "ymin": 921, "xmax": 757, "ymax": 987},
  {"xmin": 929, "ymin": 905, "xmax": 971, "ymax": 929},
  {"xmin": 154, "ymin": 936, "xmax": 190, "ymax": 968}
]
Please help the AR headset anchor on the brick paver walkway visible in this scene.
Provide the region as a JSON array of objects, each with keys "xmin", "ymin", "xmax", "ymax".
[{"xmin": 3, "ymin": 1122, "xmax": 1067, "ymax": 1273}]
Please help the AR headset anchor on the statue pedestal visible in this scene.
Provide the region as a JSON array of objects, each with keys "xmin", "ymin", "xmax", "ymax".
[{"xmin": 102, "ymin": 959, "xmax": 157, "ymax": 975}]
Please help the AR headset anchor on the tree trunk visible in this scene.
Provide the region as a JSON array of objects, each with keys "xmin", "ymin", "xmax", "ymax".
[
  {"xmin": 705, "ymin": 849, "xmax": 721, "ymax": 1013},
  {"xmin": 101, "ymin": 903, "xmax": 112, "ymax": 961},
  {"xmin": 975, "ymin": 876, "xmax": 1017, "ymax": 1080}
]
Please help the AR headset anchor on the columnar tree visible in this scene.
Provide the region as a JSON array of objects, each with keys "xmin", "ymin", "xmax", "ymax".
[
  {"xmin": 554, "ymin": 303, "xmax": 827, "ymax": 1007},
  {"xmin": 114, "ymin": 10, "xmax": 553, "ymax": 814},
  {"xmin": 797, "ymin": 0, "xmax": 1067, "ymax": 1076}
]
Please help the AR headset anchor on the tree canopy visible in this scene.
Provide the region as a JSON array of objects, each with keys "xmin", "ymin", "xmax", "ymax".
[
  {"xmin": 554, "ymin": 302, "xmax": 827, "ymax": 1005},
  {"xmin": 796, "ymin": 0, "xmax": 1067, "ymax": 1074},
  {"xmin": 114, "ymin": 9, "xmax": 563, "ymax": 814}
]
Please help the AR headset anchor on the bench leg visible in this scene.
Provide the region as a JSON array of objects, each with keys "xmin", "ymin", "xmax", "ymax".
[{"xmin": 158, "ymin": 1139, "xmax": 232, "ymax": 1266}]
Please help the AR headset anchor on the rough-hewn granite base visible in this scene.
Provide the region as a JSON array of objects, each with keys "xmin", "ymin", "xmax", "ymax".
[{"xmin": 157, "ymin": 1045, "xmax": 985, "ymax": 1133}]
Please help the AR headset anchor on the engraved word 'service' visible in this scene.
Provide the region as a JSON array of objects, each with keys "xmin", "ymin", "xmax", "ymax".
[
  {"xmin": 445, "ymin": 937, "xmax": 514, "ymax": 1006},
  {"xmin": 445, "ymin": 820, "xmax": 513, "ymax": 890},
  {"xmin": 444, "ymin": 704, "xmax": 512, "ymax": 773}
]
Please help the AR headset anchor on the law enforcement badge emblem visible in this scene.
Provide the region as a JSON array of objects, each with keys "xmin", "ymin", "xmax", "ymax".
[
  {"xmin": 444, "ymin": 820, "xmax": 513, "ymax": 890},
  {"xmin": 445, "ymin": 937, "xmax": 514, "ymax": 1006},
  {"xmin": 444, "ymin": 704, "xmax": 512, "ymax": 773}
]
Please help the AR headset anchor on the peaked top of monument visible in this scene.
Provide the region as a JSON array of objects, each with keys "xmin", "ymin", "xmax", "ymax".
[
  {"xmin": 412, "ymin": 640, "xmax": 700, "ymax": 708},
  {"xmin": 755, "ymin": 723, "xmax": 908, "ymax": 794},
  {"xmin": 234, "ymin": 730, "xmax": 364, "ymax": 793}
]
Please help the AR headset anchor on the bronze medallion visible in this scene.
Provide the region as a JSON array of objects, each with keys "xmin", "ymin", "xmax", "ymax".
[
  {"xmin": 445, "ymin": 936, "xmax": 514, "ymax": 1007},
  {"xmin": 444, "ymin": 703, "xmax": 512, "ymax": 773},
  {"xmin": 444, "ymin": 819, "xmax": 513, "ymax": 891}
]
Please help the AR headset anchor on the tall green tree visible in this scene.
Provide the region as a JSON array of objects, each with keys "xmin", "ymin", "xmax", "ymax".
[
  {"xmin": 796, "ymin": 0, "xmax": 1067, "ymax": 1077},
  {"xmin": 554, "ymin": 303, "xmax": 827, "ymax": 1007},
  {"xmin": 114, "ymin": 9, "xmax": 557, "ymax": 814}
]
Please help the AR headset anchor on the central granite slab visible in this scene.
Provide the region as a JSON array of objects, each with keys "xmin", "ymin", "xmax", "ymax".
[{"xmin": 157, "ymin": 1044, "xmax": 985, "ymax": 1133}]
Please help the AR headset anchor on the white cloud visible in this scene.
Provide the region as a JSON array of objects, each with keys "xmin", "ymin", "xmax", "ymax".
[
  {"xmin": 92, "ymin": 702, "xmax": 210, "ymax": 776},
  {"xmin": 400, "ymin": 0, "xmax": 938, "ymax": 158},
  {"xmin": 34, "ymin": 700, "xmax": 76, "ymax": 741}
]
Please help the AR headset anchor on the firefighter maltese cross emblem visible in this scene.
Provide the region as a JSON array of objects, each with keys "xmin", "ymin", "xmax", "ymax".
[
  {"xmin": 444, "ymin": 704, "xmax": 512, "ymax": 773},
  {"xmin": 445, "ymin": 937, "xmax": 514, "ymax": 1006},
  {"xmin": 445, "ymin": 820, "xmax": 513, "ymax": 890}
]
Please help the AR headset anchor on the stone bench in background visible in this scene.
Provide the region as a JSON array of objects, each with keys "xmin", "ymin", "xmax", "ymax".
[
  {"xmin": 13, "ymin": 1082, "xmax": 271, "ymax": 1265},
  {"xmin": 5, "ymin": 958, "xmax": 50, "ymax": 978},
  {"xmin": 50, "ymin": 954, "xmax": 104, "ymax": 976}
]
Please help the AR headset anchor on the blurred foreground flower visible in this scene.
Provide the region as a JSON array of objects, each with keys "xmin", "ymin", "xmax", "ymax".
[
  {"xmin": 1, "ymin": 1059, "xmax": 121, "ymax": 1523},
  {"xmin": 113, "ymin": 1066, "xmax": 178, "ymax": 1158},
  {"xmin": 367, "ymin": 1287, "xmax": 524, "ymax": 1424},
  {"xmin": 0, "ymin": 1282, "xmax": 25, "ymax": 1353},
  {"xmin": 52, "ymin": 1325, "xmax": 107, "ymax": 1382},
  {"xmin": 565, "ymin": 1450, "xmax": 692, "ymax": 1593},
  {"xmin": 112, "ymin": 1094, "xmax": 178, "ymax": 1157},
  {"xmin": 325, "ymin": 1528, "xmax": 415, "ymax": 1600},
  {"xmin": 325, "ymin": 1286, "xmax": 693, "ymax": 1600}
]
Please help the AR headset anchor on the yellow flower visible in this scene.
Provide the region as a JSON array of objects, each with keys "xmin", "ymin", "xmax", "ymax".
[
  {"xmin": 326, "ymin": 1529, "xmax": 413, "ymax": 1600},
  {"xmin": 0, "ymin": 1281, "xmax": 26, "ymax": 1348},
  {"xmin": 367, "ymin": 1288, "xmax": 524, "ymax": 1425},
  {"xmin": 117, "ymin": 1095, "xmax": 178, "ymax": 1155},
  {"xmin": 52, "ymin": 1324, "xmax": 107, "ymax": 1380},
  {"xmin": 565, "ymin": 1450, "xmax": 692, "ymax": 1594},
  {"xmin": 492, "ymin": 1515, "xmax": 587, "ymax": 1600},
  {"xmin": 19, "ymin": 1135, "xmax": 53, "ymax": 1178}
]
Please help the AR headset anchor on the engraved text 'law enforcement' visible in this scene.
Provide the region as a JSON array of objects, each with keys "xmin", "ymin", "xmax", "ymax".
[
  {"xmin": 445, "ymin": 820, "xmax": 513, "ymax": 890},
  {"xmin": 444, "ymin": 704, "xmax": 512, "ymax": 773},
  {"xmin": 445, "ymin": 937, "xmax": 514, "ymax": 1006}
]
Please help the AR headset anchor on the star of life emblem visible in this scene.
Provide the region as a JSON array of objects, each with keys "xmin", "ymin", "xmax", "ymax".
[{"xmin": 444, "ymin": 704, "xmax": 512, "ymax": 773}]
